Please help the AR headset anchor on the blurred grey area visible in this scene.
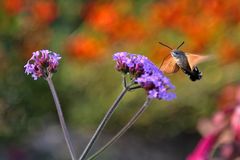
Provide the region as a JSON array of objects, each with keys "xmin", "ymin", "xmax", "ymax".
[{"xmin": 0, "ymin": 123, "xmax": 199, "ymax": 160}]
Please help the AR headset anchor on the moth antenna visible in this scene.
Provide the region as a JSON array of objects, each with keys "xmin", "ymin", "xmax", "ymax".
[
  {"xmin": 158, "ymin": 42, "xmax": 173, "ymax": 50},
  {"xmin": 177, "ymin": 41, "xmax": 185, "ymax": 49}
]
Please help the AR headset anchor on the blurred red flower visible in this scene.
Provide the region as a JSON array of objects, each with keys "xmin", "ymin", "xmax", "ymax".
[
  {"xmin": 217, "ymin": 84, "xmax": 240, "ymax": 110},
  {"xmin": 83, "ymin": 2, "xmax": 146, "ymax": 42},
  {"xmin": 231, "ymin": 106, "xmax": 240, "ymax": 140},
  {"xmin": 202, "ymin": 0, "xmax": 240, "ymax": 24},
  {"xmin": 84, "ymin": 3, "xmax": 119, "ymax": 34},
  {"xmin": 31, "ymin": 0, "xmax": 58, "ymax": 24},
  {"xmin": 188, "ymin": 84, "xmax": 240, "ymax": 159},
  {"xmin": 183, "ymin": 18, "xmax": 215, "ymax": 52},
  {"xmin": 187, "ymin": 134, "xmax": 219, "ymax": 160},
  {"xmin": 149, "ymin": 0, "xmax": 188, "ymax": 28},
  {"xmin": 2, "ymin": 0, "xmax": 24, "ymax": 15},
  {"xmin": 110, "ymin": 16, "xmax": 146, "ymax": 42},
  {"xmin": 219, "ymin": 40, "xmax": 240, "ymax": 64},
  {"xmin": 66, "ymin": 35, "xmax": 105, "ymax": 61},
  {"xmin": 199, "ymin": 0, "xmax": 223, "ymax": 20}
]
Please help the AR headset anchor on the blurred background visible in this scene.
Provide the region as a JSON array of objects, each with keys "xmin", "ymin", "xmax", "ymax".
[{"xmin": 1, "ymin": 0, "xmax": 240, "ymax": 159}]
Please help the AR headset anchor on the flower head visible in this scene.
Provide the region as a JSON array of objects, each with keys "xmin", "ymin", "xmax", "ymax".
[
  {"xmin": 231, "ymin": 106, "xmax": 240, "ymax": 140},
  {"xmin": 113, "ymin": 52, "xmax": 175, "ymax": 100},
  {"xmin": 24, "ymin": 50, "xmax": 61, "ymax": 80}
]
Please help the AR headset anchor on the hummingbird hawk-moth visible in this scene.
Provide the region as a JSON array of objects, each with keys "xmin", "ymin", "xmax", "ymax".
[{"xmin": 159, "ymin": 41, "xmax": 209, "ymax": 81}]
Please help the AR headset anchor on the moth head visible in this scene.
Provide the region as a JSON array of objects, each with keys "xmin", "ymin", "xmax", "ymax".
[{"xmin": 171, "ymin": 50, "xmax": 185, "ymax": 58}]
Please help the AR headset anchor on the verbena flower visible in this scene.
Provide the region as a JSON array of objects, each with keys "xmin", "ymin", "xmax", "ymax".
[
  {"xmin": 24, "ymin": 49, "xmax": 61, "ymax": 80},
  {"xmin": 113, "ymin": 52, "xmax": 175, "ymax": 100}
]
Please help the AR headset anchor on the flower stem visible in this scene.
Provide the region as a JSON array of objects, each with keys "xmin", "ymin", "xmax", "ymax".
[
  {"xmin": 79, "ymin": 81, "xmax": 131, "ymax": 160},
  {"xmin": 87, "ymin": 98, "xmax": 152, "ymax": 160},
  {"xmin": 47, "ymin": 78, "xmax": 77, "ymax": 160}
]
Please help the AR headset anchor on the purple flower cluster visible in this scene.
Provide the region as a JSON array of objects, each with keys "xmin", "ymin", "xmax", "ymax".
[
  {"xmin": 24, "ymin": 50, "xmax": 61, "ymax": 80},
  {"xmin": 113, "ymin": 52, "xmax": 176, "ymax": 100}
]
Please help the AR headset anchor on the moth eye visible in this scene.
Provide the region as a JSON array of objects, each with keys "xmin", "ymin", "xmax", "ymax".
[{"xmin": 171, "ymin": 51, "xmax": 178, "ymax": 56}]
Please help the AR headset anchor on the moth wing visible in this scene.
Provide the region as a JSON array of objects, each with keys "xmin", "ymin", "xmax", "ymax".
[
  {"xmin": 186, "ymin": 53, "xmax": 210, "ymax": 70},
  {"xmin": 160, "ymin": 54, "xmax": 180, "ymax": 74}
]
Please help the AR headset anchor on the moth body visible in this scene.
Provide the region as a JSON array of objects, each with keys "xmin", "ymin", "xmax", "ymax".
[{"xmin": 159, "ymin": 41, "xmax": 208, "ymax": 81}]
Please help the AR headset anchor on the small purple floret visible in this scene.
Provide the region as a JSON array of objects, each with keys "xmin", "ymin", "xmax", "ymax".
[
  {"xmin": 113, "ymin": 52, "xmax": 176, "ymax": 101},
  {"xmin": 24, "ymin": 49, "xmax": 61, "ymax": 80}
]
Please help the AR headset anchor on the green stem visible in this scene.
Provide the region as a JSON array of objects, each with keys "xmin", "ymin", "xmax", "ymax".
[
  {"xmin": 87, "ymin": 98, "xmax": 152, "ymax": 160},
  {"xmin": 79, "ymin": 82, "xmax": 131, "ymax": 160},
  {"xmin": 47, "ymin": 78, "xmax": 76, "ymax": 160}
]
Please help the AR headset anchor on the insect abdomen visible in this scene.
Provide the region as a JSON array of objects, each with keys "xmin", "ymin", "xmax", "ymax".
[{"xmin": 183, "ymin": 67, "xmax": 202, "ymax": 81}]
